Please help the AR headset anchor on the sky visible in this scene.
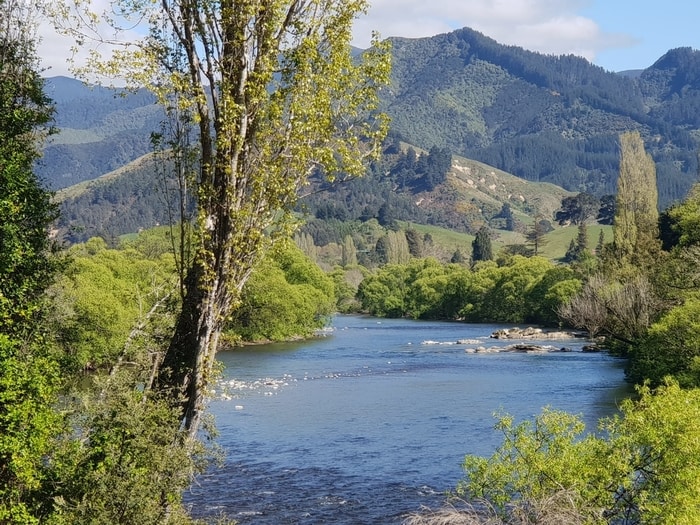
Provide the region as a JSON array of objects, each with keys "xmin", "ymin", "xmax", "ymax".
[{"xmin": 38, "ymin": 0, "xmax": 700, "ymax": 78}]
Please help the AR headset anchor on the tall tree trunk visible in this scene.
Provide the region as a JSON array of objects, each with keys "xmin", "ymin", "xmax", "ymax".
[
  {"xmin": 158, "ymin": 263, "xmax": 213, "ymax": 435},
  {"xmin": 148, "ymin": 0, "xmax": 389, "ymax": 437}
]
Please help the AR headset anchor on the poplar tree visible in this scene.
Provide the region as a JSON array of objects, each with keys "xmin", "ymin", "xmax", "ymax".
[
  {"xmin": 386, "ymin": 230, "xmax": 411, "ymax": 264},
  {"xmin": 342, "ymin": 235, "xmax": 358, "ymax": 267},
  {"xmin": 58, "ymin": 0, "xmax": 390, "ymax": 434},
  {"xmin": 613, "ymin": 131, "xmax": 659, "ymax": 264}
]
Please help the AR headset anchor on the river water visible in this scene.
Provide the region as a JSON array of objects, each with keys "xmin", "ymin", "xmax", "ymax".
[{"xmin": 186, "ymin": 315, "xmax": 631, "ymax": 524}]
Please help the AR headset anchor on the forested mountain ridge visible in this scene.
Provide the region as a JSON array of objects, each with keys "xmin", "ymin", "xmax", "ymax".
[
  {"xmin": 384, "ymin": 29, "xmax": 700, "ymax": 207},
  {"xmin": 40, "ymin": 29, "xmax": 700, "ymax": 208},
  {"xmin": 38, "ymin": 76, "xmax": 162, "ymax": 189}
]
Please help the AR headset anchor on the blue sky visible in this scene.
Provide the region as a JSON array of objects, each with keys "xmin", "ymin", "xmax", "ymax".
[
  {"xmin": 579, "ymin": 1, "xmax": 700, "ymax": 71},
  {"xmin": 353, "ymin": 0, "xmax": 700, "ymax": 72},
  {"xmin": 40, "ymin": 0, "xmax": 700, "ymax": 77}
]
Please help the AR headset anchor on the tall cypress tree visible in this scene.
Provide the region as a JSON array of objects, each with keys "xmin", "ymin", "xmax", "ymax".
[{"xmin": 472, "ymin": 226, "xmax": 493, "ymax": 263}]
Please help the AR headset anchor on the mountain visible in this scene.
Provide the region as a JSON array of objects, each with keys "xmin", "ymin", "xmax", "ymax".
[
  {"xmin": 38, "ymin": 77, "xmax": 163, "ymax": 189},
  {"xmin": 40, "ymin": 29, "xmax": 700, "ymax": 207},
  {"xmin": 383, "ymin": 30, "xmax": 700, "ymax": 207},
  {"xmin": 53, "ymin": 153, "xmax": 184, "ymax": 244}
]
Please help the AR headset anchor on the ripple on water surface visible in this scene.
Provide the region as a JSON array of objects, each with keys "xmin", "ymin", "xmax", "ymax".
[{"xmin": 187, "ymin": 315, "xmax": 631, "ymax": 523}]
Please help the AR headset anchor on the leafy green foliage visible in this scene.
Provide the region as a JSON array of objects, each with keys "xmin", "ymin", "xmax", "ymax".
[
  {"xmin": 604, "ymin": 381, "xmax": 700, "ymax": 523},
  {"xmin": 50, "ymin": 237, "xmax": 176, "ymax": 370},
  {"xmin": 49, "ymin": 377, "xmax": 202, "ymax": 525},
  {"xmin": 664, "ymin": 183, "xmax": 700, "ymax": 249},
  {"xmin": 0, "ymin": 6, "xmax": 59, "ymax": 335},
  {"xmin": 0, "ymin": 5, "xmax": 66, "ymax": 520},
  {"xmin": 0, "ymin": 335, "xmax": 62, "ymax": 524},
  {"xmin": 458, "ymin": 408, "xmax": 611, "ymax": 522},
  {"xmin": 227, "ymin": 241, "xmax": 335, "ymax": 343},
  {"xmin": 456, "ymin": 381, "xmax": 700, "ymax": 524},
  {"xmin": 628, "ymin": 299, "xmax": 700, "ymax": 387},
  {"xmin": 357, "ymin": 255, "xmax": 579, "ymax": 324}
]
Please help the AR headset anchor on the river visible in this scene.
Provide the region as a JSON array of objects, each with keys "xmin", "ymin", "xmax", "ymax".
[{"xmin": 186, "ymin": 315, "xmax": 631, "ymax": 524}]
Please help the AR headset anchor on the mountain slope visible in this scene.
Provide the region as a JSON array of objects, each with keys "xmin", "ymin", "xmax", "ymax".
[
  {"xmin": 38, "ymin": 77, "xmax": 163, "ymax": 189},
  {"xmin": 53, "ymin": 153, "xmax": 185, "ymax": 243},
  {"xmin": 54, "ymin": 143, "xmax": 572, "ymax": 245},
  {"xmin": 40, "ymin": 30, "xmax": 700, "ymax": 206},
  {"xmin": 383, "ymin": 29, "xmax": 700, "ymax": 206}
]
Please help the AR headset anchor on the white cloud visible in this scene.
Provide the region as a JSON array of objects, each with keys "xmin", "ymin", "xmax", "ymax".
[
  {"xmin": 36, "ymin": 0, "xmax": 146, "ymax": 81},
  {"xmin": 37, "ymin": 28, "xmax": 76, "ymax": 78},
  {"xmin": 353, "ymin": 0, "xmax": 635, "ymax": 64},
  {"xmin": 37, "ymin": 0, "xmax": 638, "ymax": 78}
]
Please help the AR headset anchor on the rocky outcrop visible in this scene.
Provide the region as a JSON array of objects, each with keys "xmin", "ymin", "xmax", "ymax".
[{"xmin": 490, "ymin": 327, "xmax": 585, "ymax": 340}]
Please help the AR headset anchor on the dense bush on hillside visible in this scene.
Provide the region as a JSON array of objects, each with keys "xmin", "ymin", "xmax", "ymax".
[{"xmin": 385, "ymin": 28, "xmax": 700, "ymax": 206}]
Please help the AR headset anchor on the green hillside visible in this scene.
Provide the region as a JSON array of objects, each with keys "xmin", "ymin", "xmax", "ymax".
[
  {"xmin": 42, "ymin": 33, "xmax": 700, "ymax": 206},
  {"xmin": 383, "ymin": 30, "xmax": 700, "ymax": 207},
  {"xmin": 55, "ymin": 141, "xmax": 580, "ymax": 262}
]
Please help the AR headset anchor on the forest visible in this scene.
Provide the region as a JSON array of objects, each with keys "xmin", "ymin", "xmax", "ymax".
[
  {"xmin": 4, "ymin": 1, "xmax": 700, "ymax": 524},
  {"xmin": 385, "ymin": 29, "xmax": 700, "ymax": 207}
]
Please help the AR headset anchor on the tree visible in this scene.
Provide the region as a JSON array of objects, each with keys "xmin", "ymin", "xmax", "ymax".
[
  {"xmin": 227, "ymin": 241, "xmax": 335, "ymax": 342},
  {"xmin": 450, "ymin": 249, "xmax": 465, "ymax": 264},
  {"xmin": 356, "ymin": 264, "xmax": 409, "ymax": 317},
  {"xmin": 497, "ymin": 203, "xmax": 516, "ymax": 231},
  {"xmin": 613, "ymin": 131, "xmax": 660, "ymax": 264},
  {"xmin": 471, "ymin": 226, "xmax": 493, "ymax": 263},
  {"xmin": 294, "ymin": 231, "xmax": 318, "ymax": 262},
  {"xmin": 525, "ymin": 217, "xmax": 550, "ymax": 256},
  {"xmin": 665, "ymin": 182, "xmax": 700, "ymax": 248},
  {"xmin": 454, "ymin": 381, "xmax": 700, "ymax": 524},
  {"xmin": 341, "ymin": 235, "xmax": 358, "ymax": 267},
  {"xmin": 377, "ymin": 200, "xmax": 394, "ymax": 226},
  {"xmin": 376, "ymin": 230, "xmax": 410, "ymax": 265},
  {"xmin": 0, "ymin": 2, "xmax": 63, "ymax": 520},
  {"xmin": 59, "ymin": 0, "xmax": 390, "ymax": 434},
  {"xmin": 525, "ymin": 266, "xmax": 581, "ymax": 325},
  {"xmin": 564, "ymin": 238, "xmax": 578, "ymax": 262},
  {"xmin": 0, "ymin": 0, "xmax": 58, "ymax": 333},
  {"xmin": 596, "ymin": 229, "xmax": 605, "ymax": 255},
  {"xmin": 404, "ymin": 227, "xmax": 424, "ymax": 257},
  {"xmin": 597, "ymin": 194, "xmax": 616, "ymax": 225},
  {"xmin": 558, "ymin": 273, "xmax": 663, "ymax": 346},
  {"xmin": 555, "ymin": 192, "xmax": 599, "ymax": 226},
  {"xmin": 628, "ymin": 299, "xmax": 700, "ymax": 387},
  {"xmin": 564, "ymin": 222, "xmax": 590, "ymax": 263},
  {"xmin": 477, "ymin": 256, "xmax": 553, "ymax": 323}
]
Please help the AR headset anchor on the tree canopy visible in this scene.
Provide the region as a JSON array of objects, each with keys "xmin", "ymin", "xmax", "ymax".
[{"xmin": 58, "ymin": 0, "xmax": 391, "ymax": 434}]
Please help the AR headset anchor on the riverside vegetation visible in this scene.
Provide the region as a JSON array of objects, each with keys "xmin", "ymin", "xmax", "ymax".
[{"xmin": 3, "ymin": 2, "xmax": 700, "ymax": 525}]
